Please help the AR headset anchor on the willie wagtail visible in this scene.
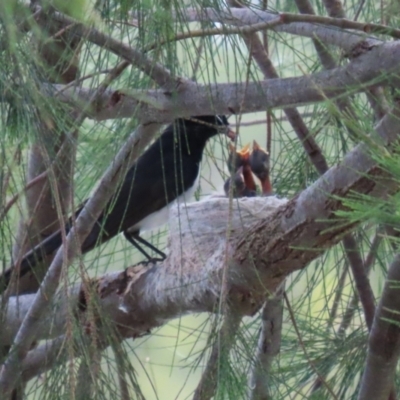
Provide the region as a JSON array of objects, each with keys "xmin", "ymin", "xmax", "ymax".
[{"xmin": 1, "ymin": 115, "xmax": 235, "ymax": 292}]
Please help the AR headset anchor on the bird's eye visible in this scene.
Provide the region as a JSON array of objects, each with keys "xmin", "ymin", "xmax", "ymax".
[
  {"xmin": 217, "ymin": 125, "xmax": 229, "ymax": 134},
  {"xmin": 215, "ymin": 115, "xmax": 229, "ymax": 133}
]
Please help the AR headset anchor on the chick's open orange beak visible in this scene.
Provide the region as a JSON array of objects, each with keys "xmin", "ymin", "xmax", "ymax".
[{"xmin": 237, "ymin": 143, "xmax": 250, "ymax": 159}]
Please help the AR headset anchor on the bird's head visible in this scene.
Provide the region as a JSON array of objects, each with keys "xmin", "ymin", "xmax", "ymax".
[
  {"xmin": 250, "ymin": 140, "xmax": 273, "ymax": 196},
  {"xmin": 250, "ymin": 140, "xmax": 270, "ymax": 180},
  {"xmin": 227, "ymin": 143, "xmax": 250, "ymax": 172},
  {"xmin": 224, "ymin": 166, "xmax": 245, "ymax": 197},
  {"xmin": 185, "ymin": 115, "xmax": 236, "ymax": 141}
]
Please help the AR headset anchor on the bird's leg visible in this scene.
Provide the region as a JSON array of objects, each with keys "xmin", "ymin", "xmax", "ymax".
[
  {"xmin": 133, "ymin": 234, "xmax": 166, "ymax": 261},
  {"xmin": 123, "ymin": 232, "xmax": 166, "ymax": 263}
]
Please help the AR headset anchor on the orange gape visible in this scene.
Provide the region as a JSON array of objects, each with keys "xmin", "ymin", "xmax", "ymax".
[
  {"xmin": 225, "ymin": 143, "xmax": 257, "ymax": 198},
  {"xmin": 237, "ymin": 144, "xmax": 257, "ymax": 192},
  {"xmin": 250, "ymin": 141, "xmax": 273, "ymax": 196},
  {"xmin": 260, "ymin": 176, "xmax": 273, "ymax": 196}
]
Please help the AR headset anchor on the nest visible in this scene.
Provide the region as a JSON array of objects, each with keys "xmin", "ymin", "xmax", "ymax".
[{"xmin": 166, "ymin": 195, "xmax": 288, "ymax": 272}]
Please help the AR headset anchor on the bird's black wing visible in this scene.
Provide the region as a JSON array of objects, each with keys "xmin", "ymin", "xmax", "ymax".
[
  {"xmin": 1, "ymin": 139, "xmax": 200, "ymax": 291},
  {"xmin": 82, "ymin": 149, "xmax": 200, "ymax": 252}
]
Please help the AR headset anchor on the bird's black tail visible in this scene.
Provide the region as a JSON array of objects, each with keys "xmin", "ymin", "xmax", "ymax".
[
  {"xmin": 1, "ymin": 227, "xmax": 66, "ymax": 292},
  {"xmin": 0, "ymin": 200, "xmax": 104, "ymax": 293},
  {"xmin": 1, "ymin": 220, "xmax": 105, "ymax": 293}
]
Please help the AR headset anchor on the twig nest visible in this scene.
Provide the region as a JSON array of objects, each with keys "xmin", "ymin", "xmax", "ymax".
[{"xmin": 166, "ymin": 195, "xmax": 288, "ymax": 271}]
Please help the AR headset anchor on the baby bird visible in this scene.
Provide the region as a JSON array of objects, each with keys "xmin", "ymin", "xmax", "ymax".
[
  {"xmin": 225, "ymin": 143, "xmax": 257, "ymax": 197},
  {"xmin": 224, "ymin": 166, "xmax": 257, "ymax": 198},
  {"xmin": 249, "ymin": 140, "xmax": 273, "ymax": 196}
]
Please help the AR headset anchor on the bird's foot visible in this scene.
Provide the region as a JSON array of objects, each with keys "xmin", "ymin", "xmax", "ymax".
[{"xmin": 141, "ymin": 256, "xmax": 165, "ymax": 266}]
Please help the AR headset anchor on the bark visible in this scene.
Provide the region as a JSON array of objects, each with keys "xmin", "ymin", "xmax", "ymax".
[
  {"xmin": 249, "ymin": 290, "xmax": 284, "ymax": 400},
  {"xmin": 358, "ymin": 254, "xmax": 400, "ymax": 400}
]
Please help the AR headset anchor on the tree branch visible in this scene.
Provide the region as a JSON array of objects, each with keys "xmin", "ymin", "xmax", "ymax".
[
  {"xmin": 181, "ymin": 8, "xmax": 380, "ymax": 51},
  {"xmin": 358, "ymin": 253, "xmax": 400, "ymax": 400},
  {"xmin": 249, "ymin": 289, "xmax": 284, "ymax": 400},
  {"xmin": 44, "ymin": 40, "xmax": 400, "ymax": 122}
]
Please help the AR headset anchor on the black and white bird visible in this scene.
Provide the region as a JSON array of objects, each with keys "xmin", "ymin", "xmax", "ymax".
[{"xmin": 1, "ymin": 115, "xmax": 235, "ymax": 292}]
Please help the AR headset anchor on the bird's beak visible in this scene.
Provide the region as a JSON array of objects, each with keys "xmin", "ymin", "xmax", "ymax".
[
  {"xmin": 253, "ymin": 140, "xmax": 269, "ymax": 155},
  {"xmin": 238, "ymin": 143, "xmax": 250, "ymax": 156},
  {"xmin": 253, "ymin": 140, "xmax": 261, "ymax": 151}
]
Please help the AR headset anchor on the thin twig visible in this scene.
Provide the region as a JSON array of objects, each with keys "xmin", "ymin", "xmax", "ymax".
[
  {"xmin": 342, "ymin": 235, "xmax": 376, "ymax": 329},
  {"xmin": 143, "ymin": 17, "xmax": 282, "ymax": 52},
  {"xmin": 358, "ymin": 253, "xmax": 400, "ymax": 400},
  {"xmin": 191, "ymin": 39, "xmax": 205, "ymax": 81},
  {"xmin": 134, "ymin": 6, "xmax": 400, "ymax": 41},
  {"xmin": 312, "ymin": 230, "xmax": 383, "ymax": 393},
  {"xmin": 277, "ymin": 12, "xmax": 400, "ymax": 38},
  {"xmin": 193, "ymin": 313, "xmax": 242, "ymax": 400},
  {"xmin": 284, "ymin": 293, "xmax": 338, "ymax": 399},
  {"xmin": 327, "ymin": 260, "xmax": 349, "ymax": 327},
  {"xmin": 54, "ymin": 68, "xmax": 115, "ymax": 96},
  {"xmin": 0, "ymin": 171, "xmax": 48, "ymax": 223},
  {"xmin": 32, "ymin": 5, "xmax": 179, "ymax": 89},
  {"xmin": 249, "ymin": 289, "xmax": 284, "ymax": 400},
  {"xmin": 337, "ymin": 232, "xmax": 382, "ymax": 336}
]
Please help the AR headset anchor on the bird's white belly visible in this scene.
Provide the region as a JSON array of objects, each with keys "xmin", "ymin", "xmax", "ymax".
[{"xmin": 129, "ymin": 173, "xmax": 200, "ymax": 233}]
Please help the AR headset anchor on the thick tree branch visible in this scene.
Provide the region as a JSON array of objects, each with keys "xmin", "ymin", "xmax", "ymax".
[
  {"xmin": 45, "ymin": 40, "xmax": 400, "ymax": 122},
  {"xmin": 358, "ymin": 253, "xmax": 400, "ymax": 400}
]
